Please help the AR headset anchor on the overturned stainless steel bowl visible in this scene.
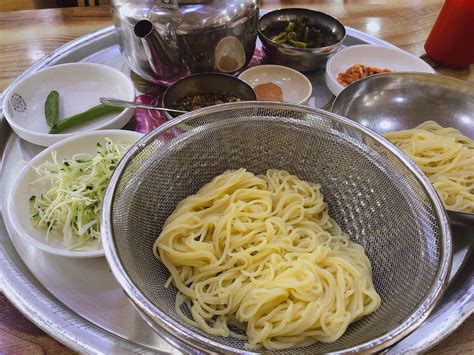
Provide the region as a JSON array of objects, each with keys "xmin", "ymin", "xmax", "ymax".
[
  {"xmin": 331, "ymin": 72, "xmax": 474, "ymax": 226},
  {"xmin": 258, "ymin": 8, "xmax": 346, "ymax": 72},
  {"xmin": 102, "ymin": 102, "xmax": 451, "ymax": 353}
]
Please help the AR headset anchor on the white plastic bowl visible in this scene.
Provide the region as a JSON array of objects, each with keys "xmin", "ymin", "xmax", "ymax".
[
  {"xmin": 325, "ymin": 45, "xmax": 436, "ymax": 96},
  {"xmin": 238, "ymin": 65, "xmax": 312, "ymax": 104},
  {"xmin": 6, "ymin": 129, "xmax": 143, "ymax": 258},
  {"xmin": 3, "ymin": 63, "xmax": 136, "ymax": 146}
]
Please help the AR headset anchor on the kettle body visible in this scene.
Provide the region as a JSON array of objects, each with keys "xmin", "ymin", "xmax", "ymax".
[{"xmin": 111, "ymin": 0, "xmax": 259, "ymax": 85}]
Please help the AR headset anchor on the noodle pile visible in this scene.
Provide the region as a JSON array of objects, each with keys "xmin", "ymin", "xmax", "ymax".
[
  {"xmin": 385, "ymin": 121, "xmax": 474, "ymax": 213},
  {"xmin": 154, "ymin": 169, "xmax": 381, "ymax": 350}
]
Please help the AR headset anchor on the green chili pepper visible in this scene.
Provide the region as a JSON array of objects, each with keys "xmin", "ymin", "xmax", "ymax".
[
  {"xmin": 45, "ymin": 90, "xmax": 60, "ymax": 128},
  {"xmin": 48, "ymin": 104, "xmax": 122, "ymax": 134}
]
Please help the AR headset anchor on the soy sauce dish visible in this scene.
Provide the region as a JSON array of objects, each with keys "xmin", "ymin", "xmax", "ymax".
[{"xmin": 162, "ymin": 73, "xmax": 257, "ymax": 120}]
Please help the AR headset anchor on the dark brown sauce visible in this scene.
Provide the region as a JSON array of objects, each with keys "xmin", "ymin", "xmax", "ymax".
[{"xmin": 173, "ymin": 92, "xmax": 243, "ymax": 111}]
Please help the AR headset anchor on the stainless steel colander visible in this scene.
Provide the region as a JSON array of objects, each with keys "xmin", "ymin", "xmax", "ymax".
[{"xmin": 102, "ymin": 102, "xmax": 452, "ymax": 353}]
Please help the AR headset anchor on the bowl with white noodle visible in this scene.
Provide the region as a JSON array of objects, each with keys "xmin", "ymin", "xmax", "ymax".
[
  {"xmin": 332, "ymin": 72, "xmax": 474, "ymax": 226},
  {"xmin": 101, "ymin": 102, "xmax": 451, "ymax": 353}
]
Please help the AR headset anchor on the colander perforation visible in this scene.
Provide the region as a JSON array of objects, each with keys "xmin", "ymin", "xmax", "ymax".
[{"xmin": 102, "ymin": 103, "xmax": 451, "ymax": 354}]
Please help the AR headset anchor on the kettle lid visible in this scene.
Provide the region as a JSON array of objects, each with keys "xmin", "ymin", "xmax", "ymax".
[{"xmin": 176, "ymin": 0, "xmax": 258, "ymax": 33}]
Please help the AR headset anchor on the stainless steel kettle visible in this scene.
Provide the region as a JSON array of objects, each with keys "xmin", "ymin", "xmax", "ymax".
[{"xmin": 111, "ymin": 0, "xmax": 259, "ymax": 85}]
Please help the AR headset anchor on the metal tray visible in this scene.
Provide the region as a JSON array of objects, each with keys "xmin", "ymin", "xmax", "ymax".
[{"xmin": 0, "ymin": 25, "xmax": 472, "ymax": 354}]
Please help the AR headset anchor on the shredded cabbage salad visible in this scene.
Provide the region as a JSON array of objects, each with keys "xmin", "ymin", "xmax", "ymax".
[{"xmin": 29, "ymin": 138, "xmax": 130, "ymax": 251}]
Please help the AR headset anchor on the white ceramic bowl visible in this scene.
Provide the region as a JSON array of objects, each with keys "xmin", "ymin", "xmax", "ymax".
[
  {"xmin": 325, "ymin": 45, "xmax": 436, "ymax": 96},
  {"xmin": 6, "ymin": 129, "xmax": 143, "ymax": 258},
  {"xmin": 238, "ymin": 65, "xmax": 312, "ymax": 104},
  {"xmin": 3, "ymin": 63, "xmax": 136, "ymax": 146}
]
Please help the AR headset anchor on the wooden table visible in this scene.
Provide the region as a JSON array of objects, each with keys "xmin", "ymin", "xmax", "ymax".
[{"xmin": 0, "ymin": 2, "xmax": 473, "ymax": 354}]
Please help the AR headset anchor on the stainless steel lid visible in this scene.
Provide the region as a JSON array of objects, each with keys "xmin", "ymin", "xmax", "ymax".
[{"xmin": 175, "ymin": 0, "xmax": 258, "ymax": 33}]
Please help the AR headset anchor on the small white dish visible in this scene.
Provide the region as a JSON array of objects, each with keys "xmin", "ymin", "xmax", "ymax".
[
  {"xmin": 325, "ymin": 44, "xmax": 436, "ymax": 96},
  {"xmin": 238, "ymin": 65, "xmax": 312, "ymax": 104},
  {"xmin": 3, "ymin": 63, "xmax": 136, "ymax": 146},
  {"xmin": 6, "ymin": 129, "xmax": 143, "ymax": 258}
]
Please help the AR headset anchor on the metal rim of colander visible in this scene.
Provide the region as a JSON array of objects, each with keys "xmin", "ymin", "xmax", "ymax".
[{"xmin": 101, "ymin": 102, "xmax": 452, "ymax": 354}]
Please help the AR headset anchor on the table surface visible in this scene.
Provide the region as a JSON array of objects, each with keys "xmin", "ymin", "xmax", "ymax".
[{"xmin": 0, "ymin": 2, "xmax": 473, "ymax": 354}]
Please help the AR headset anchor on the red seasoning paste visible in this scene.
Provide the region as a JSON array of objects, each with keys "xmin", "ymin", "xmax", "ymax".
[{"xmin": 254, "ymin": 82, "xmax": 284, "ymax": 102}]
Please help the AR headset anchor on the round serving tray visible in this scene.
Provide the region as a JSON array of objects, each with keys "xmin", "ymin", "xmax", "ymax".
[{"xmin": 0, "ymin": 25, "xmax": 472, "ymax": 354}]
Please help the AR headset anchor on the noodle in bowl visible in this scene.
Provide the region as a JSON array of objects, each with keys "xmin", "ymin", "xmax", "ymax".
[
  {"xmin": 102, "ymin": 103, "xmax": 451, "ymax": 353},
  {"xmin": 154, "ymin": 168, "xmax": 381, "ymax": 350},
  {"xmin": 330, "ymin": 72, "xmax": 474, "ymax": 225},
  {"xmin": 384, "ymin": 121, "xmax": 474, "ymax": 214}
]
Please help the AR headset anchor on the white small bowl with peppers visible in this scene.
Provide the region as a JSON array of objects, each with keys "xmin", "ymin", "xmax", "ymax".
[{"xmin": 3, "ymin": 63, "xmax": 136, "ymax": 146}]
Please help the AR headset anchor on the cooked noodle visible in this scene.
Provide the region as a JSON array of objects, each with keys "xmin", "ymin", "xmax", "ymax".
[
  {"xmin": 154, "ymin": 169, "xmax": 381, "ymax": 350},
  {"xmin": 385, "ymin": 121, "xmax": 474, "ymax": 213}
]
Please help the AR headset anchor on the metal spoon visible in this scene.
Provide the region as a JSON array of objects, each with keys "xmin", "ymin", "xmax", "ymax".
[{"xmin": 100, "ymin": 97, "xmax": 187, "ymax": 114}]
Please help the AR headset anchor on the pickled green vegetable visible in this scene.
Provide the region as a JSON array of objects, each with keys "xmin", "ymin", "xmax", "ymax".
[{"xmin": 269, "ymin": 16, "xmax": 336, "ymax": 48}]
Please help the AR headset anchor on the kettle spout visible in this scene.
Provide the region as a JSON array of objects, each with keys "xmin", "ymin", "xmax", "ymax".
[{"xmin": 134, "ymin": 19, "xmax": 182, "ymax": 79}]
